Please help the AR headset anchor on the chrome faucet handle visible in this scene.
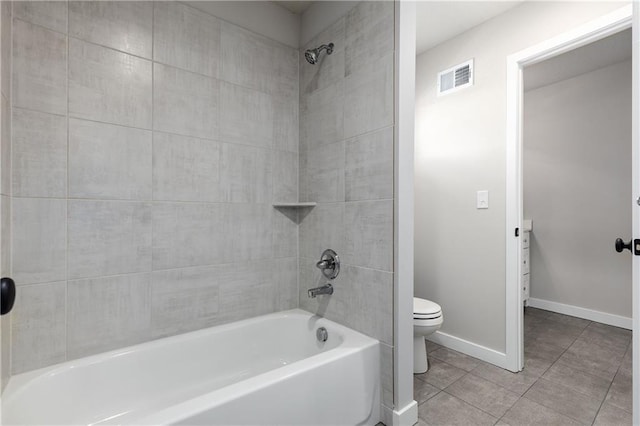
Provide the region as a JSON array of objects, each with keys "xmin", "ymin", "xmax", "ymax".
[
  {"xmin": 316, "ymin": 259, "xmax": 332, "ymax": 269},
  {"xmin": 316, "ymin": 249, "xmax": 340, "ymax": 280}
]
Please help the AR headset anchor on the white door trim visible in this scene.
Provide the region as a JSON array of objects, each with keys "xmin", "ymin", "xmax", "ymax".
[
  {"xmin": 631, "ymin": 4, "xmax": 639, "ymax": 426},
  {"xmin": 392, "ymin": 1, "xmax": 417, "ymax": 426},
  {"xmin": 504, "ymin": 5, "xmax": 633, "ymax": 374}
]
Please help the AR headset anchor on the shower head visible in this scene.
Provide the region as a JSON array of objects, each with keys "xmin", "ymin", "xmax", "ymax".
[{"xmin": 304, "ymin": 43, "xmax": 334, "ymax": 65}]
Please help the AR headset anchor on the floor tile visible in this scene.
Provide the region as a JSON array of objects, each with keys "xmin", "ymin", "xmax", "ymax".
[
  {"xmin": 585, "ymin": 321, "xmax": 632, "ymax": 341},
  {"xmin": 425, "ymin": 340, "xmax": 442, "ymax": 353},
  {"xmin": 557, "ymin": 338, "xmax": 624, "ymax": 381},
  {"xmin": 430, "ymin": 347, "xmax": 481, "ymax": 372},
  {"xmin": 605, "ymin": 369, "xmax": 632, "ymax": 413},
  {"xmin": 593, "ymin": 402, "xmax": 633, "ymax": 426},
  {"xmin": 579, "ymin": 324, "xmax": 630, "ymax": 354},
  {"xmin": 526, "ymin": 320, "xmax": 584, "ymax": 349},
  {"xmin": 414, "ymin": 377, "xmax": 440, "ymax": 403},
  {"xmin": 471, "ymin": 361, "xmax": 538, "ymax": 396},
  {"xmin": 415, "ymin": 358, "xmax": 466, "ymax": 390},
  {"xmin": 620, "ymin": 345, "xmax": 632, "ymax": 375},
  {"xmin": 543, "ymin": 311, "xmax": 591, "ymax": 330},
  {"xmin": 542, "ymin": 362, "xmax": 611, "ymax": 401},
  {"xmin": 417, "ymin": 392, "xmax": 497, "ymax": 426},
  {"xmin": 501, "ymin": 397, "xmax": 582, "ymax": 426},
  {"xmin": 525, "ymin": 306, "xmax": 591, "ymax": 330},
  {"xmin": 444, "ymin": 373, "xmax": 520, "ymax": 418},
  {"xmin": 524, "ymin": 339, "xmax": 566, "ymax": 363},
  {"xmin": 414, "ymin": 309, "xmax": 631, "ymax": 426},
  {"xmin": 521, "ymin": 352, "xmax": 553, "ymax": 377},
  {"xmin": 523, "ymin": 378, "xmax": 603, "ymax": 424},
  {"xmin": 524, "ymin": 307, "xmax": 549, "ymax": 319},
  {"xmin": 524, "ymin": 312, "xmax": 545, "ymax": 331}
]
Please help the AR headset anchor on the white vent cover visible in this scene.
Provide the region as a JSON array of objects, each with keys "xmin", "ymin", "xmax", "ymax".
[{"xmin": 437, "ymin": 59, "xmax": 474, "ymax": 95}]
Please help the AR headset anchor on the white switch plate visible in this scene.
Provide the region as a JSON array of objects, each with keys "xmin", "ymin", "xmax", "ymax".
[{"xmin": 477, "ymin": 190, "xmax": 489, "ymax": 209}]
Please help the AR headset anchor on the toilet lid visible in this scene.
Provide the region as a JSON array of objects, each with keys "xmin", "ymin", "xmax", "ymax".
[{"xmin": 414, "ymin": 297, "xmax": 442, "ymax": 319}]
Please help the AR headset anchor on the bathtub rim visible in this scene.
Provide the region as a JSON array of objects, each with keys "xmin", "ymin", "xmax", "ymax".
[
  {"xmin": 139, "ymin": 332, "xmax": 380, "ymax": 424},
  {"xmin": 2, "ymin": 308, "xmax": 380, "ymax": 424}
]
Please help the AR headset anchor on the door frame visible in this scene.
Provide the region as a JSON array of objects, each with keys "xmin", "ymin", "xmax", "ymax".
[
  {"xmin": 504, "ymin": 4, "xmax": 634, "ymax": 385},
  {"xmin": 392, "ymin": 1, "xmax": 418, "ymax": 425}
]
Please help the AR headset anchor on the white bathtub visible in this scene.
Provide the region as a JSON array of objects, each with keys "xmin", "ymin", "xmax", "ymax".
[{"xmin": 1, "ymin": 309, "xmax": 380, "ymax": 425}]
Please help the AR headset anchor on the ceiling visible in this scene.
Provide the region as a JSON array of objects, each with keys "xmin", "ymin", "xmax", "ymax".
[
  {"xmin": 524, "ymin": 28, "xmax": 632, "ymax": 92},
  {"xmin": 273, "ymin": 1, "xmax": 314, "ymax": 15},
  {"xmin": 415, "ymin": 1, "xmax": 522, "ymax": 54},
  {"xmin": 274, "ymin": 0, "xmax": 523, "ymax": 38}
]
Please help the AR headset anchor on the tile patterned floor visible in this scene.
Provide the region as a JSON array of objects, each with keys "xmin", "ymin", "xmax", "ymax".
[{"xmin": 415, "ymin": 307, "xmax": 633, "ymax": 425}]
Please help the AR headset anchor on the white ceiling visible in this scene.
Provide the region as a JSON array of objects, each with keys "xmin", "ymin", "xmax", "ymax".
[
  {"xmin": 416, "ymin": 1, "xmax": 523, "ymax": 55},
  {"xmin": 524, "ymin": 28, "xmax": 632, "ymax": 92},
  {"xmin": 189, "ymin": 1, "xmax": 524, "ymax": 52}
]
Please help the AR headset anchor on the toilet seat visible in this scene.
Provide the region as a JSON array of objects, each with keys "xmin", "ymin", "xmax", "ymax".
[
  {"xmin": 414, "ymin": 316, "xmax": 443, "ymax": 327},
  {"xmin": 413, "ymin": 297, "xmax": 443, "ymax": 374},
  {"xmin": 413, "ymin": 297, "xmax": 442, "ymax": 320}
]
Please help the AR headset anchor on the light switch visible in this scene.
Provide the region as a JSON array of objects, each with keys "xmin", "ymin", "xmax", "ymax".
[{"xmin": 477, "ymin": 190, "xmax": 489, "ymax": 209}]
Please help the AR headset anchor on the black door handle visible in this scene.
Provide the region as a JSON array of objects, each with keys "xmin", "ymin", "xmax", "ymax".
[
  {"xmin": 615, "ymin": 238, "xmax": 632, "ymax": 253},
  {"xmin": 1, "ymin": 277, "xmax": 15, "ymax": 315}
]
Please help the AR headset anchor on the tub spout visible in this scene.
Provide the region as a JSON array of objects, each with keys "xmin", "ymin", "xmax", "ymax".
[{"xmin": 308, "ymin": 283, "xmax": 333, "ymax": 298}]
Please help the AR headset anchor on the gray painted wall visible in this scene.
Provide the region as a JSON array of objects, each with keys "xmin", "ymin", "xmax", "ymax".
[
  {"xmin": 0, "ymin": 0, "xmax": 12, "ymax": 394},
  {"xmin": 8, "ymin": 1, "xmax": 299, "ymax": 375},
  {"xmin": 523, "ymin": 59, "xmax": 632, "ymax": 318},
  {"xmin": 415, "ymin": 1, "xmax": 628, "ymax": 353},
  {"xmin": 297, "ymin": 1, "xmax": 395, "ymax": 410}
]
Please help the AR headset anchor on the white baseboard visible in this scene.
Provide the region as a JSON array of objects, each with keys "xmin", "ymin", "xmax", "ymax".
[
  {"xmin": 426, "ymin": 331, "xmax": 509, "ymax": 369},
  {"xmin": 381, "ymin": 400, "xmax": 417, "ymax": 426},
  {"xmin": 380, "ymin": 404, "xmax": 393, "ymax": 426},
  {"xmin": 528, "ymin": 298, "xmax": 632, "ymax": 330}
]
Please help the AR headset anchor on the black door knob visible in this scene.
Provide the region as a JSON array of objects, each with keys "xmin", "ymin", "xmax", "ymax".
[
  {"xmin": 1, "ymin": 277, "xmax": 15, "ymax": 315},
  {"xmin": 615, "ymin": 238, "xmax": 632, "ymax": 253}
]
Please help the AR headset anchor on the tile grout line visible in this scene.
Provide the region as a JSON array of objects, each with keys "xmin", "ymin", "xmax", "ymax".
[
  {"xmin": 525, "ymin": 316, "xmax": 628, "ymax": 425},
  {"xmin": 427, "ymin": 384, "xmax": 504, "ymax": 424},
  {"xmin": 149, "ymin": 0, "xmax": 156, "ymax": 338},
  {"xmin": 418, "ymin": 311, "xmax": 630, "ymax": 426},
  {"xmin": 442, "ymin": 365, "xmax": 521, "ymax": 422},
  {"xmin": 11, "ymin": 104, "xmax": 297, "ymax": 156},
  {"xmin": 507, "ymin": 318, "xmax": 595, "ymax": 422},
  {"xmin": 13, "ymin": 15, "xmax": 298, "ymax": 101},
  {"xmin": 443, "ymin": 312, "xmax": 564, "ymax": 423},
  {"xmin": 591, "ymin": 365, "xmax": 621, "ymax": 425},
  {"xmin": 64, "ymin": 0, "xmax": 70, "ymax": 365},
  {"xmin": 443, "ymin": 369, "xmax": 508, "ymax": 418},
  {"xmin": 442, "ymin": 388, "xmax": 502, "ymax": 422},
  {"xmin": 590, "ymin": 337, "xmax": 634, "ymax": 424}
]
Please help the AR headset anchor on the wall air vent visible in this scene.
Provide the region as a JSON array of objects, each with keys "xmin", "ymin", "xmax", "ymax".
[{"xmin": 437, "ymin": 59, "xmax": 474, "ymax": 96}]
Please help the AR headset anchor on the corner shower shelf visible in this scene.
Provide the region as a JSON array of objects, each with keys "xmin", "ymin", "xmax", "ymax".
[{"xmin": 272, "ymin": 202, "xmax": 317, "ymax": 208}]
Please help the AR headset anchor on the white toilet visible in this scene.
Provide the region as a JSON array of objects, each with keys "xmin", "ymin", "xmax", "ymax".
[{"xmin": 413, "ymin": 297, "xmax": 443, "ymax": 374}]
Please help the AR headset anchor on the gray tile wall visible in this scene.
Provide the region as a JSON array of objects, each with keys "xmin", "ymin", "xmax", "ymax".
[
  {"xmin": 9, "ymin": 1, "xmax": 299, "ymax": 375},
  {"xmin": 0, "ymin": 0, "xmax": 11, "ymax": 393},
  {"xmin": 297, "ymin": 1, "xmax": 395, "ymax": 410},
  {"xmin": 7, "ymin": 4, "xmax": 396, "ymax": 414}
]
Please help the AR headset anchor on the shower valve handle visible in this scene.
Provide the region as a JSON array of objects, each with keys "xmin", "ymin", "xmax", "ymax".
[
  {"xmin": 316, "ymin": 249, "xmax": 340, "ymax": 280},
  {"xmin": 316, "ymin": 259, "xmax": 333, "ymax": 269}
]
